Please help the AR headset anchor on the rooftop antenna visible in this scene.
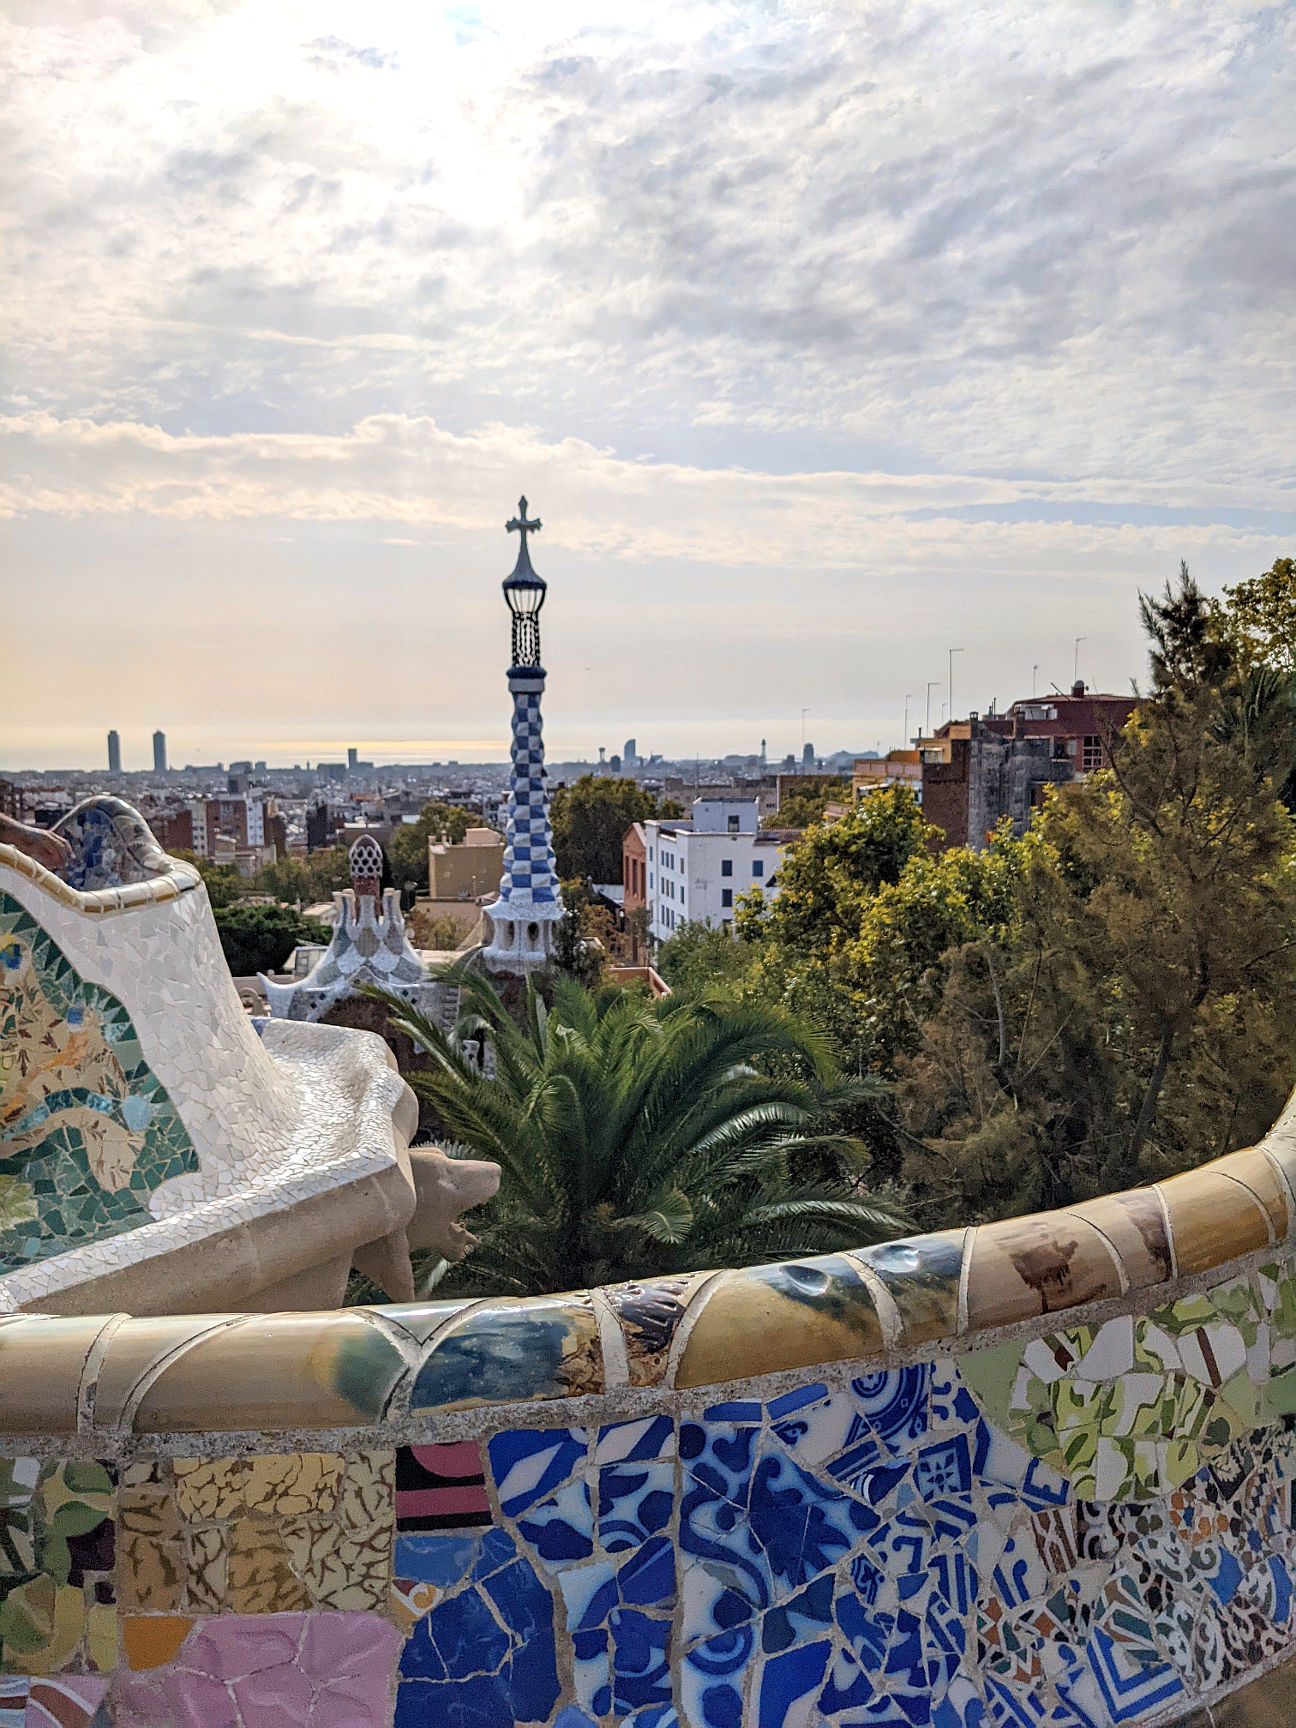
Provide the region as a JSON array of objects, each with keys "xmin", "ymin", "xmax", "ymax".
[
  {"xmin": 925, "ymin": 680, "xmax": 940, "ymax": 737},
  {"xmin": 903, "ymin": 693, "xmax": 914, "ymax": 745},
  {"xmin": 1032, "ymin": 663, "xmax": 1039, "ymax": 697},
  {"xmin": 1049, "ymin": 681, "xmax": 1064, "ymax": 696},
  {"xmin": 1074, "ymin": 636, "xmax": 1086, "ymax": 686}
]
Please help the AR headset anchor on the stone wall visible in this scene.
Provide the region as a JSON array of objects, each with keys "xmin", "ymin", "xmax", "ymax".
[{"xmin": 0, "ymin": 1093, "xmax": 1294, "ymax": 1724}]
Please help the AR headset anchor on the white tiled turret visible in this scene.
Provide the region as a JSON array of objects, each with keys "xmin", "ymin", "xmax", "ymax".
[{"xmin": 482, "ymin": 496, "xmax": 565, "ymax": 975}]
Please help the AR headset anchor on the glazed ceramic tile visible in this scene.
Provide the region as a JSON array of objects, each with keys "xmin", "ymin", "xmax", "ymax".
[
  {"xmin": 0, "ymin": 893, "xmax": 199, "ymax": 1273},
  {"xmin": 675, "ymin": 1254, "xmax": 884, "ymax": 1388},
  {"xmin": 603, "ymin": 1276, "xmax": 698, "ymax": 1385},
  {"xmin": 1158, "ymin": 1170, "xmax": 1273, "ymax": 1275},
  {"xmin": 114, "ymin": 1611, "xmax": 402, "ymax": 1727},
  {"xmin": 963, "ymin": 1210, "xmax": 1125, "ymax": 1330},
  {"xmin": 1211, "ymin": 1148, "xmax": 1291, "ymax": 1242},
  {"xmin": 408, "ymin": 1295, "xmax": 603, "ymax": 1412},
  {"xmin": 0, "ymin": 1460, "xmax": 115, "ymax": 1676},
  {"xmin": 1064, "ymin": 1188, "xmax": 1174, "ymax": 1292},
  {"xmin": 131, "ymin": 1315, "xmax": 405, "ymax": 1432},
  {"xmin": 854, "ymin": 1229, "xmax": 967, "ymax": 1345}
]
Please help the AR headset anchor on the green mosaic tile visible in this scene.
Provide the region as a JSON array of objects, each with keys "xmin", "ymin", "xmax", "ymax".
[{"xmin": 0, "ymin": 892, "xmax": 197, "ymax": 1274}]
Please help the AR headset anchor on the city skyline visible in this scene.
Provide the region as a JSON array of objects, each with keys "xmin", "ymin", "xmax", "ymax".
[{"xmin": 3, "ymin": 1, "xmax": 1291, "ymax": 772}]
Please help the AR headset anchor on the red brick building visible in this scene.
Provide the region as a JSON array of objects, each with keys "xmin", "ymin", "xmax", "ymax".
[{"xmin": 920, "ymin": 685, "xmax": 1138, "ymax": 852}]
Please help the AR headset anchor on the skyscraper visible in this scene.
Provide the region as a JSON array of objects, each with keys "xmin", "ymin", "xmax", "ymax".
[
  {"xmin": 347, "ymin": 747, "xmax": 358, "ymax": 772},
  {"xmin": 482, "ymin": 497, "xmax": 563, "ymax": 975},
  {"xmin": 107, "ymin": 730, "xmax": 121, "ymax": 774},
  {"xmin": 623, "ymin": 738, "xmax": 637, "ymax": 770},
  {"xmin": 153, "ymin": 730, "xmax": 167, "ymax": 774}
]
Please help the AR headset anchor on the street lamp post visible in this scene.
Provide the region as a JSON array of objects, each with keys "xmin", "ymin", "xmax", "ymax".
[{"xmin": 948, "ymin": 647, "xmax": 964, "ymax": 723}]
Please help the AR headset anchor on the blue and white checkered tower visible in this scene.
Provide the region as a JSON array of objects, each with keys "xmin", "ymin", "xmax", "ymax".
[{"xmin": 482, "ymin": 496, "xmax": 565, "ymax": 974}]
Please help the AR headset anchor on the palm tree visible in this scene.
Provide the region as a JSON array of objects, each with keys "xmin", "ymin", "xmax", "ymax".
[{"xmin": 371, "ymin": 970, "xmax": 908, "ymax": 1297}]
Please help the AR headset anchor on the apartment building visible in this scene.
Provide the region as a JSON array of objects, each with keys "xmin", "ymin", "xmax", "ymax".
[{"xmin": 640, "ymin": 799, "xmax": 797, "ymax": 941}]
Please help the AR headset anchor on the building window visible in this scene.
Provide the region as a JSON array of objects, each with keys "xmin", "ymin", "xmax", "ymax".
[
  {"xmin": 752, "ymin": 859, "xmax": 764, "ymax": 877},
  {"xmin": 1082, "ymin": 734, "xmax": 1103, "ymax": 770},
  {"xmin": 721, "ymin": 889, "xmax": 733, "ymax": 908},
  {"xmin": 727, "ymin": 815, "xmax": 739, "ymax": 833},
  {"xmin": 721, "ymin": 858, "xmax": 733, "ymax": 877}
]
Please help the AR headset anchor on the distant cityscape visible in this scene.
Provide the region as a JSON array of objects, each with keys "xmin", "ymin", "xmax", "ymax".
[{"xmin": 1, "ymin": 677, "xmax": 1135, "ymax": 894}]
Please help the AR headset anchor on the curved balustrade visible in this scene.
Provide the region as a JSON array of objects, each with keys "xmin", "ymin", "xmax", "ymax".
[
  {"xmin": 3, "ymin": 806, "xmax": 1296, "ymax": 1723},
  {"xmin": 0, "ymin": 1093, "xmax": 1290, "ymax": 1721}
]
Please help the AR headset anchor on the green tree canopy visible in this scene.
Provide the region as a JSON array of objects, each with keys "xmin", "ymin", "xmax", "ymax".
[
  {"xmin": 738, "ymin": 786, "xmax": 932, "ymax": 960},
  {"xmin": 656, "ymin": 920, "xmax": 757, "ymax": 999},
  {"xmin": 550, "ymin": 776, "xmax": 681, "ymax": 883},
  {"xmin": 764, "ymin": 777, "xmax": 849, "ymax": 830},
  {"xmin": 251, "ymin": 846, "xmax": 352, "ymax": 906},
  {"xmin": 899, "ymin": 562, "xmax": 1296, "ymax": 1226},
  {"xmin": 1222, "ymin": 555, "xmax": 1296, "ymax": 676},
  {"xmin": 374, "ymin": 970, "xmax": 908, "ymax": 1296},
  {"xmin": 213, "ymin": 904, "xmax": 330, "ymax": 977},
  {"xmin": 168, "ymin": 850, "xmax": 245, "ymax": 909}
]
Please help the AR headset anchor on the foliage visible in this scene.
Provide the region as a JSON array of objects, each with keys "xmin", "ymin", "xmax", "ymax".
[
  {"xmin": 169, "ymin": 849, "xmax": 245, "ymax": 909},
  {"xmin": 550, "ymin": 776, "xmax": 679, "ymax": 884},
  {"xmin": 899, "ymin": 563, "xmax": 1296, "ymax": 1224},
  {"xmin": 251, "ymin": 845, "xmax": 352, "ymax": 905},
  {"xmin": 387, "ymin": 802, "xmax": 475, "ymax": 893},
  {"xmin": 212, "ymin": 903, "xmax": 330, "ymax": 976},
  {"xmin": 764, "ymin": 777, "xmax": 848, "ymax": 830},
  {"xmin": 374, "ymin": 970, "xmax": 908, "ymax": 1296},
  {"xmin": 1222, "ymin": 555, "xmax": 1296, "ymax": 676},
  {"xmin": 656, "ymin": 920, "xmax": 756, "ymax": 1000},
  {"xmin": 737, "ymin": 786, "xmax": 932, "ymax": 959},
  {"xmin": 421, "ymin": 914, "xmax": 471, "ymax": 950},
  {"xmin": 733, "ymin": 786, "xmax": 1023, "ymax": 1086},
  {"xmin": 551, "ymin": 879, "xmax": 611, "ymax": 988}
]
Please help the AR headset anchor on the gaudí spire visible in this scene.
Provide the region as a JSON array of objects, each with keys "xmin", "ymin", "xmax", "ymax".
[{"xmin": 481, "ymin": 496, "xmax": 564, "ymax": 974}]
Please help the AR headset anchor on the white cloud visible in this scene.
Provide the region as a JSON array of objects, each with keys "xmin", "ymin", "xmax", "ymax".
[{"xmin": 0, "ymin": 0, "xmax": 1291, "ymax": 766}]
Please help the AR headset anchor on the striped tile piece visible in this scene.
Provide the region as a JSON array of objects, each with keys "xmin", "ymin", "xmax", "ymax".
[
  {"xmin": 0, "ymin": 1679, "xmax": 26, "ymax": 1728},
  {"xmin": 25, "ymin": 1677, "xmax": 109, "ymax": 1728},
  {"xmin": 395, "ymin": 1441, "xmax": 491, "ymax": 1530}
]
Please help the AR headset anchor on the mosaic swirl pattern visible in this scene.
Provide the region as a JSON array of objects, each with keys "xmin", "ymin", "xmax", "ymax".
[
  {"xmin": 0, "ymin": 1250, "xmax": 1295, "ymax": 1721},
  {"xmin": 0, "ymin": 894, "xmax": 198, "ymax": 1272}
]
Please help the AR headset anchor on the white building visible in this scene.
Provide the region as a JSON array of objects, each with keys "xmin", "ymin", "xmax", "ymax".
[{"xmin": 644, "ymin": 799, "xmax": 795, "ymax": 942}]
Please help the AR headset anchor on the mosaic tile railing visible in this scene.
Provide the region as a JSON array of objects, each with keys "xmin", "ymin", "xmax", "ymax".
[{"xmin": 0, "ymin": 1099, "xmax": 1293, "ymax": 1724}]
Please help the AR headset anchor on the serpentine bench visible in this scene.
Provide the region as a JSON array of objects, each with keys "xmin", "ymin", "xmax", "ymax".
[{"xmin": 2, "ymin": 804, "xmax": 1294, "ymax": 1725}]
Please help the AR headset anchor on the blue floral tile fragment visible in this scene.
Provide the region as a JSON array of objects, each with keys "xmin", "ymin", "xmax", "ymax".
[
  {"xmin": 681, "ymin": 1626, "xmax": 753, "ymax": 1728},
  {"xmin": 610, "ymin": 1606, "xmax": 673, "ymax": 1712},
  {"xmin": 599, "ymin": 1416, "xmax": 675, "ymax": 1553},
  {"xmin": 852, "ymin": 1365, "xmax": 931, "ymax": 1454},
  {"xmin": 517, "ymin": 1477, "xmax": 594, "ymax": 1566},
  {"xmin": 930, "ymin": 1361, "xmax": 984, "ymax": 1434},
  {"xmin": 488, "ymin": 1425, "xmax": 586, "ymax": 1516}
]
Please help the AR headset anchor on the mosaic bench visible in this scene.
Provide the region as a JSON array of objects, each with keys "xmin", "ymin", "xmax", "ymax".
[
  {"xmin": 0, "ymin": 1089, "xmax": 1292, "ymax": 1724},
  {"xmin": 0, "ymin": 802, "xmax": 496, "ymax": 1315}
]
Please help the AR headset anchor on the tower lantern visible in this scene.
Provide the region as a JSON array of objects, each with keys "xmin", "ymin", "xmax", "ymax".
[{"xmin": 482, "ymin": 497, "xmax": 564, "ymax": 974}]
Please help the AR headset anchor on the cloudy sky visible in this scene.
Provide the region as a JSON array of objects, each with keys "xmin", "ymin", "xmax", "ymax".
[{"xmin": 2, "ymin": 0, "xmax": 1292, "ymax": 770}]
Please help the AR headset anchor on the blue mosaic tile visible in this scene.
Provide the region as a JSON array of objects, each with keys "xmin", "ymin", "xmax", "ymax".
[
  {"xmin": 399, "ymin": 1531, "xmax": 560, "ymax": 1725},
  {"xmin": 489, "ymin": 1426, "xmax": 586, "ymax": 1517},
  {"xmin": 757, "ymin": 1639, "xmax": 830, "ymax": 1728}
]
